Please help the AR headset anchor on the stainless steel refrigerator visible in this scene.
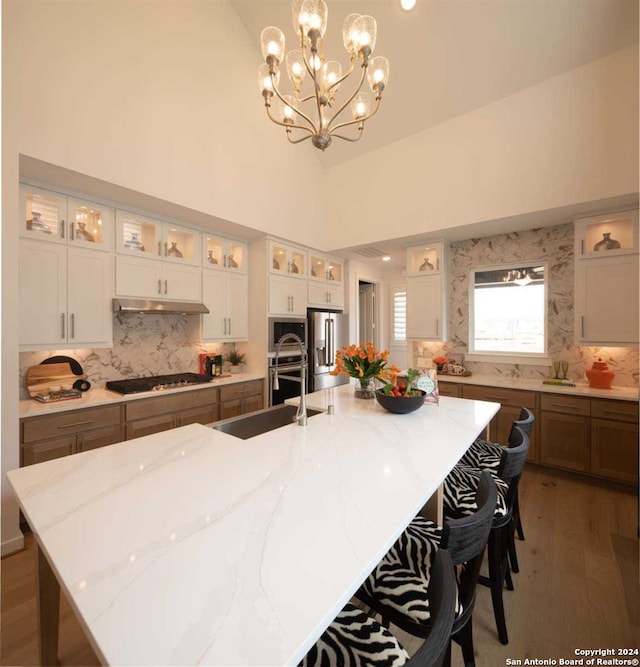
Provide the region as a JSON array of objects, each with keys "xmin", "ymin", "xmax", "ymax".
[{"xmin": 307, "ymin": 310, "xmax": 350, "ymax": 393}]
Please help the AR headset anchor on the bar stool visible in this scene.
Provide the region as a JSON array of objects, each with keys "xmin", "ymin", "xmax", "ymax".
[
  {"xmin": 300, "ymin": 549, "xmax": 457, "ymax": 667},
  {"xmin": 442, "ymin": 427, "xmax": 530, "ymax": 645},
  {"xmin": 355, "ymin": 471, "xmax": 497, "ymax": 667},
  {"xmin": 458, "ymin": 407, "xmax": 534, "ymax": 573}
]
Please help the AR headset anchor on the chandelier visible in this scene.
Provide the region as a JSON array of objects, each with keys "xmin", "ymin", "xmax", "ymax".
[{"xmin": 258, "ymin": 0, "xmax": 390, "ymax": 151}]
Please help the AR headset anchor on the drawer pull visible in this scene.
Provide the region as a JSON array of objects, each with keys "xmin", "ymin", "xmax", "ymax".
[
  {"xmin": 58, "ymin": 420, "xmax": 94, "ymax": 429},
  {"xmin": 602, "ymin": 409, "xmax": 636, "ymax": 417},
  {"xmin": 551, "ymin": 403, "xmax": 580, "ymax": 410},
  {"xmin": 486, "ymin": 395, "xmax": 507, "ymax": 401}
]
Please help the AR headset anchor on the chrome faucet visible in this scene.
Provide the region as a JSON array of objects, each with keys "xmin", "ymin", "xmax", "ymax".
[{"xmin": 272, "ymin": 333, "xmax": 308, "ymax": 426}]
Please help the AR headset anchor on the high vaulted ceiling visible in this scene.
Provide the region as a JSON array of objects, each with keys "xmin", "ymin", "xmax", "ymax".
[{"xmin": 232, "ymin": 0, "xmax": 638, "ymax": 169}]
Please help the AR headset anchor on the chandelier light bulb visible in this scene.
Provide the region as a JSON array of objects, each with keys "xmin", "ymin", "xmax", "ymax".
[
  {"xmin": 280, "ymin": 95, "xmax": 298, "ymax": 122},
  {"xmin": 358, "ymin": 15, "xmax": 377, "ymax": 56},
  {"xmin": 286, "ymin": 50, "xmax": 306, "ymax": 87},
  {"xmin": 261, "ymin": 27, "xmax": 285, "ymax": 64},
  {"xmin": 322, "ymin": 60, "xmax": 342, "ymax": 91},
  {"xmin": 310, "ymin": 54, "xmax": 322, "ymax": 71},
  {"xmin": 400, "ymin": 0, "xmax": 416, "ymax": 10},
  {"xmin": 292, "ymin": 0, "xmax": 328, "ymax": 39},
  {"xmin": 351, "ymin": 92, "xmax": 371, "ymax": 120},
  {"xmin": 367, "ymin": 56, "xmax": 389, "ymax": 93},
  {"xmin": 342, "ymin": 13, "xmax": 363, "ymax": 57},
  {"xmin": 258, "ymin": 63, "xmax": 279, "ymax": 95}
]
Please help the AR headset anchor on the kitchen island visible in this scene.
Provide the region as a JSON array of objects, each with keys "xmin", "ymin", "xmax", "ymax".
[{"xmin": 8, "ymin": 386, "xmax": 499, "ymax": 666}]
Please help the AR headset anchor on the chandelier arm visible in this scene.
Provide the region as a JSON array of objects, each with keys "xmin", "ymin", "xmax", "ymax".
[
  {"xmin": 270, "ymin": 74, "xmax": 319, "ymax": 134},
  {"xmin": 326, "ymin": 63, "xmax": 368, "ymax": 132},
  {"xmin": 329, "ymin": 96, "xmax": 382, "ymax": 134},
  {"xmin": 305, "ymin": 48, "xmax": 325, "ymax": 131},
  {"xmin": 286, "ymin": 133, "xmax": 315, "ymax": 145},
  {"xmin": 330, "ymin": 131, "xmax": 364, "ymax": 143},
  {"xmin": 265, "ymin": 104, "xmax": 315, "ymax": 135},
  {"xmin": 327, "ymin": 60, "xmax": 357, "ymax": 95}
]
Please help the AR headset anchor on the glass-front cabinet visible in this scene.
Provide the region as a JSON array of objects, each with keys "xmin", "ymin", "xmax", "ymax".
[
  {"xmin": 269, "ymin": 240, "xmax": 307, "ymax": 278},
  {"xmin": 406, "ymin": 241, "xmax": 444, "ymax": 276},
  {"xmin": 203, "ymin": 235, "xmax": 247, "ymax": 272},
  {"xmin": 116, "ymin": 210, "xmax": 199, "ymax": 265},
  {"xmin": 575, "ymin": 210, "xmax": 638, "ymax": 258},
  {"xmin": 308, "ymin": 254, "xmax": 343, "ymax": 283},
  {"xmin": 20, "ymin": 185, "xmax": 113, "ymax": 251}
]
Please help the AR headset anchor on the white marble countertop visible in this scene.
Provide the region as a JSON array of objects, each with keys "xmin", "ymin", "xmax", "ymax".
[
  {"xmin": 435, "ymin": 373, "xmax": 639, "ymax": 401},
  {"xmin": 8, "ymin": 386, "xmax": 499, "ymax": 666},
  {"xmin": 19, "ymin": 373, "xmax": 266, "ymax": 418}
]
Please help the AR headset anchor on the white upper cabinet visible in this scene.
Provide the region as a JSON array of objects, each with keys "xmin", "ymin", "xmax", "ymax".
[
  {"xmin": 20, "ymin": 184, "xmax": 114, "ymax": 251},
  {"xmin": 269, "ymin": 241, "xmax": 307, "ymax": 278},
  {"xmin": 116, "ymin": 211, "xmax": 200, "ymax": 265},
  {"xmin": 115, "ymin": 255, "xmax": 201, "ymax": 302},
  {"xmin": 202, "ymin": 272, "xmax": 248, "ymax": 341},
  {"xmin": 307, "ymin": 253, "xmax": 344, "ymax": 309},
  {"xmin": 574, "ymin": 210, "xmax": 639, "ymax": 345},
  {"xmin": 269, "ymin": 275, "xmax": 307, "ymax": 316},
  {"xmin": 19, "ymin": 239, "xmax": 112, "ymax": 349},
  {"xmin": 203, "ymin": 235, "xmax": 247, "ymax": 272},
  {"xmin": 308, "ymin": 254, "xmax": 343, "ymax": 283},
  {"xmin": 406, "ymin": 241, "xmax": 448, "ymax": 341}
]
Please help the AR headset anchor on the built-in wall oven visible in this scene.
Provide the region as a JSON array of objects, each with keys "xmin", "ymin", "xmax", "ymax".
[{"xmin": 268, "ymin": 354, "xmax": 307, "ymax": 406}]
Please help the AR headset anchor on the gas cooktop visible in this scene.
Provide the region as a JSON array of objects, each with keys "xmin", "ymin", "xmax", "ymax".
[{"xmin": 106, "ymin": 373, "xmax": 212, "ymax": 395}]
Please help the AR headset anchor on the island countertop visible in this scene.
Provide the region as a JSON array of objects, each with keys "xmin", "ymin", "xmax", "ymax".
[{"xmin": 8, "ymin": 386, "xmax": 499, "ymax": 666}]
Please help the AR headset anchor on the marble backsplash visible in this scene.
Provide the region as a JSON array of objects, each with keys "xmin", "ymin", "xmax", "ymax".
[
  {"xmin": 413, "ymin": 223, "xmax": 639, "ymax": 387},
  {"xmin": 19, "ymin": 314, "xmax": 246, "ymax": 400}
]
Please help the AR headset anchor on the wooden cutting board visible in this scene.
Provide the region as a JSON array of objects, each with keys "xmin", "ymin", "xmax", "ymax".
[{"xmin": 27, "ymin": 363, "xmax": 87, "ymax": 397}]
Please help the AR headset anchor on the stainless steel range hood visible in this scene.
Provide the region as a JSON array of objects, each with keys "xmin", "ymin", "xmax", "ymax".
[{"xmin": 112, "ymin": 298, "xmax": 209, "ymax": 315}]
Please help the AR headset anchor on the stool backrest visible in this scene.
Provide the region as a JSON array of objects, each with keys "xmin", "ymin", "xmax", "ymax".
[
  {"xmin": 509, "ymin": 407, "xmax": 535, "ymax": 444},
  {"xmin": 409, "ymin": 549, "xmax": 457, "ymax": 667},
  {"xmin": 497, "ymin": 426, "xmax": 530, "ymax": 512}
]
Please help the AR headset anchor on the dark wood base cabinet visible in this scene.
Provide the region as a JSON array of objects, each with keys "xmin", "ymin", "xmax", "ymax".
[{"xmin": 20, "ymin": 379, "xmax": 265, "ymax": 468}]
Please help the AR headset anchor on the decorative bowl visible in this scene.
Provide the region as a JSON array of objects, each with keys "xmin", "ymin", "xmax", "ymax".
[{"xmin": 375, "ymin": 389, "xmax": 426, "ymax": 414}]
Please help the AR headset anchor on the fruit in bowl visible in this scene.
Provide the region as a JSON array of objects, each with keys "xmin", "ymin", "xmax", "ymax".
[{"xmin": 375, "ymin": 369, "xmax": 426, "ymax": 414}]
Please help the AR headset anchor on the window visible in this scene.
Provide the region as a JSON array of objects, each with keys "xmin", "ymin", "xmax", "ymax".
[
  {"xmin": 392, "ymin": 286, "xmax": 407, "ymax": 342},
  {"xmin": 470, "ymin": 263, "xmax": 546, "ymax": 355}
]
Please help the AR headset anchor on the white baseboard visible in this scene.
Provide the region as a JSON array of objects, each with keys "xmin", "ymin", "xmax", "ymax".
[{"xmin": 1, "ymin": 532, "xmax": 25, "ymax": 557}]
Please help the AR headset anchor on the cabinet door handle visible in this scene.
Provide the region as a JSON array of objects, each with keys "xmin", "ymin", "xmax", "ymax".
[
  {"xmin": 287, "ymin": 261, "xmax": 291, "ymax": 273},
  {"xmin": 164, "ymin": 241, "xmax": 168, "ymax": 257},
  {"xmin": 70, "ymin": 313, "xmax": 75, "ymax": 339},
  {"xmin": 581, "ymin": 239, "xmax": 584, "ymax": 255},
  {"xmin": 70, "ymin": 221, "xmax": 74, "ymax": 241},
  {"xmin": 328, "ymin": 291, "xmax": 331, "ymax": 303},
  {"xmin": 158, "ymin": 241, "xmax": 162, "ymax": 256},
  {"xmin": 581, "ymin": 316, "xmax": 584, "ymax": 338},
  {"xmin": 158, "ymin": 279, "xmax": 162, "ymax": 294},
  {"xmin": 436, "ymin": 318, "xmax": 439, "ymax": 335},
  {"xmin": 58, "ymin": 420, "xmax": 93, "ymax": 429},
  {"xmin": 61, "ymin": 219, "xmax": 65, "ymax": 239},
  {"xmin": 223, "ymin": 318, "xmax": 227, "ymax": 335},
  {"xmin": 223, "ymin": 255, "xmax": 227, "ymax": 268},
  {"xmin": 61, "ymin": 313, "xmax": 65, "ymax": 339},
  {"xmin": 164, "ymin": 280, "xmax": 168, "ymax": 295}
]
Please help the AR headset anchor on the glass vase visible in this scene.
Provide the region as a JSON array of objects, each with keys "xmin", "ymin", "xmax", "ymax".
[{"xmin": 354, "ymin": 377, "xmax": 375, "ymax": 400}]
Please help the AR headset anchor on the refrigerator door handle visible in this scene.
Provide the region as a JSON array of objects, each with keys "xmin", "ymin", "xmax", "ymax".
[{"xmin": 327, "ymin": 318, "xmax": 334, "ymax": 367}]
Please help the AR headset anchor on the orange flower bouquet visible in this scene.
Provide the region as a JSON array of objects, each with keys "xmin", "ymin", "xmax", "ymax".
[{"xmin": 331, "ymin": 342, "xmax": 402, "ymax": 399}]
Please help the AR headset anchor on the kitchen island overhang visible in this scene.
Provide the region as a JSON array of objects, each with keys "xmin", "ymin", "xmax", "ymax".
[{"xmin": 8, "ymin": 387, "xmax": 499, "ymax": 666}]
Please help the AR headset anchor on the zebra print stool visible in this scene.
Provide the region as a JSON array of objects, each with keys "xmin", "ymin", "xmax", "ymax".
[
  {"xmin": 443, "ymin": 426, "xmax": 530, "ymax": 646},
  {"xmin": 301, "ymin": 550, "xmax": 457, "ymax": 667},
  {"xmin": 356, "ymin": 472, "xmax": 497, "ymax": 667},
  {"xmin": 459, "ymin": 407, "xmax": 535, "ymax": 563}
]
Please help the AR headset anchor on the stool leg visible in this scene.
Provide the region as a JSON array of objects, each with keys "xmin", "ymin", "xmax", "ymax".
[
  {"xmin": 507, "ymin": 518, "xmax": 520, "ymax": 575},
  {"xmin": 487, "ymin": 526, "xmax": 509, "ymax": 645},
  {"xmin": 514, "ymin": 490, "xmax": 525, "ymax": 541},
  {"xmin": 455, "ymin": 616, "xmax": 476, "ymax": 667}
]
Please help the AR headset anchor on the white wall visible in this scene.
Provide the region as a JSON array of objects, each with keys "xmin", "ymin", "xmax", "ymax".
[
  {"xmin": 326, "ymin": 46, "xmax": 639, "ymax": 249},
  {"xmin": 4, "ymin": 0, "xmax": 326, "ymax": 248}
]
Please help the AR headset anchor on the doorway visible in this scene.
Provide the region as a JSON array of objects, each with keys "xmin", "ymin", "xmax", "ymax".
[{"xmin": 359, "ymin": 281, "xmax": 377, "ymax": 347}]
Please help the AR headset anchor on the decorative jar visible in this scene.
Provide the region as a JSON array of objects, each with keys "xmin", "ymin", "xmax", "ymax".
[{"xmin": 586, "ymin": 358, "xmax": 615, "ymax": 389}]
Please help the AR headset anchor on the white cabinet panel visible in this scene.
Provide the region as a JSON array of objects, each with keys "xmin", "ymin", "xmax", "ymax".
[
  {"xmin": 406, "ymin": 275, "xmax": 445, "ymax": 340},
  {"xmin": 269, "ymin": 275, "xmax": 307, "ymax": 316},
  {"xmin": 67, "ymin": 248, "xmax": 113, "ymax": 344},
  {"xmin": 19, "ymin": 240, "xmax": 67, "ymax": 346},
  {"xmin": 575, "ymin": 255, "xmax": 639, "ymax": 345},
  {"xmin": 162, "ymin": 263, "xmax": 201, "ymax": 301},
  {"xmin": 202, "ymin": 272, "xmax": 248, "ymax": 341},
  {"xmin": 308, "ymin": 281, "xmax": 344, "ymax": 309},
  {"xmin": 115, "ymin": 255, "xmax": 164, "ymax": 299}
]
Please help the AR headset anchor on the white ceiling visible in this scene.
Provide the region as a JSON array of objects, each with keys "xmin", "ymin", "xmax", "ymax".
[{"xmin": 232, "ymin": 0, "xmax": 639, "ymax": 169}]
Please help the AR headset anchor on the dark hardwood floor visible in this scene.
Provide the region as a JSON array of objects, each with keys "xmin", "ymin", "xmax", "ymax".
[{"xmin": 1, "ymin": 469, "xmax": 637, "ymax": 666}]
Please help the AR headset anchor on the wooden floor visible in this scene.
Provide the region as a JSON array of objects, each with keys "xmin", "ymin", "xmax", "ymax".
[{"xmin": 1, "ymin": 469, "xmax": 638, "ymax": 666}]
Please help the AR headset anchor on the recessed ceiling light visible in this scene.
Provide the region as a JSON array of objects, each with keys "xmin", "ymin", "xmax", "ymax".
[
  {"xmin": 382, "ymin": 255, "xmax": 392, "ymax": 262},
  {"xmin": 401, "ymin": 0, "xmax": 416, "ymax": 11}
]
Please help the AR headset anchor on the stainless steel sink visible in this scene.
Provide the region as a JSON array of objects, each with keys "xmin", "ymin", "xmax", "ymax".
[{"xmin": 212, "ymin": 403, "xmax": 323, "ymax": 440}]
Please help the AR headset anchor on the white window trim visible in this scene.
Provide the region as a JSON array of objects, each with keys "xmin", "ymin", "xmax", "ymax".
[
  {"xmin": 390, "ymin": 281, "xmax": 407, "ymax": 344},
  {"xmin": 468, "ymin": 260, "xmax": 549, "ymax": 362}
]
